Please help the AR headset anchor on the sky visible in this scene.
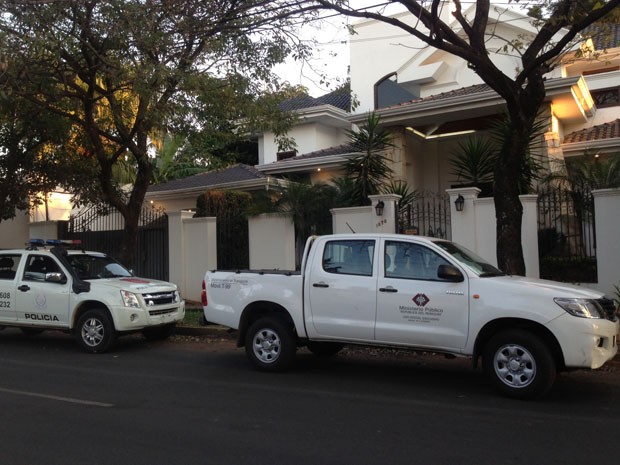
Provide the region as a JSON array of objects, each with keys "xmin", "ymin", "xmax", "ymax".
[{"xmin": 273, "ymin": 15, "xmax": 351, "ymax": 97}]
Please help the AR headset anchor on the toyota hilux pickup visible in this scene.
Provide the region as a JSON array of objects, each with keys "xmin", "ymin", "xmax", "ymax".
[
  {"xmin": 202, "ymin": 233, "xmax": 618, "ymax": 399},
  {"xmin": 0, "ymin": 239, "xmax": 185, "ymax": 353}
]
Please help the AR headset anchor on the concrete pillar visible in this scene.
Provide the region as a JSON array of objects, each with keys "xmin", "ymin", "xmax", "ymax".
[
  {"xmin": 520, "ymin": 194, "xmax": 540, "ymax": 279},
  {"xmin": 168, "ymin": 211, "xmax": 200, "ymax": 300},
  {"xmin": 368, "ymin": 194, "xmax": 401, "ymax": 234},
  {"xmin": 446, "ymin": 187, "xmax": 481, "ymax": 252},
  {"xmin": 593, "ymin": 188, "xmax": 620, "ymax": 296}
]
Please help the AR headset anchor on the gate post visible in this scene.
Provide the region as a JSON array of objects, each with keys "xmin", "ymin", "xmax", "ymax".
[{"xmin": 593, "ymin": 188, "xmax": 620, "ymax": 295}]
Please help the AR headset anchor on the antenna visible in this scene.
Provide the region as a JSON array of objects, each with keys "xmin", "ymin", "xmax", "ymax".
[{"xmin": 346, "ymin": 222, "xmax": 356, "ymax": 233}]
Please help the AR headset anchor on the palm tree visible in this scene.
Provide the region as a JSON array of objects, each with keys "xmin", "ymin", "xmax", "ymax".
[{"xmin": 343, "ymin": 112, "xmax": 394, "ymax": 206}]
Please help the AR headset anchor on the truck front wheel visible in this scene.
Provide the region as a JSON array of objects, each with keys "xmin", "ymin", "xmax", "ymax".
[
  {"xmin": 245, "ymin": 317, "xmax": 296, "ymax": 372},
  {"xmin": 76, "ymin": 309, "xmax": 115, "ymax": 354},
  {"xmin": 483, "ymin": 329, "xmax": 556, "ymax": 400}
]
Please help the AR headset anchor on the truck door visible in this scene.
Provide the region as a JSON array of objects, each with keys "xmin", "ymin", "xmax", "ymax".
[
  {"xmin": 0, "ymin": 253, "xmax": 21, "ymax": 322},
  {"xmin": 375, "ymin": 240, "xmax": 469, "ymax": 350},
  {"xmin": 307, "ymin": 239, "xmax": 377, "ymax": 340},
  {"xmin": 15, "ymin": 254, "xmax": 70, "ymax": 327}
]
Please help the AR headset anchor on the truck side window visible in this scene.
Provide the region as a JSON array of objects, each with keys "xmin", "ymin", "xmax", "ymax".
[
  {"xmin": 322, "ymin": 240, "xmax": 375, "ymax": 276},
  {"xmin": 385, "ymin": 241, "xmax": 450, "ymax": 281},
  {"xmin": 0, "ymin": 254, "xmax": 20, "ymax": 280},
  {"xmin": 23, "ymin": 255, "xmax": 61, "ymax": 282}
]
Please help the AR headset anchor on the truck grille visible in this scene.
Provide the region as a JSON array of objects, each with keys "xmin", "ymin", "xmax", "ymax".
[
  {"xmin": 142, "ymin": 291, "xmax": 176, "ymax": 306},
  {"xmin": 597, "ymin": 298, "xmax": 618, "ymax": 322},
  {"xmin": 149, "ymin": 308, "xmax": 178, "ymax": 316}
]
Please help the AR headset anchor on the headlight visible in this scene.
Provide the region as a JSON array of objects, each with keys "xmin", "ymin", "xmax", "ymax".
[
  {"xmin": 121, "ymin": 290, "xmax": 141, "ymax": 308},
  {"xmin": 554, "ymin": 298, "xmax": 603, "ymax": 319},
  {"xmin": 174, "ymin": 290, "xmax": 181, "ymax": 303}
]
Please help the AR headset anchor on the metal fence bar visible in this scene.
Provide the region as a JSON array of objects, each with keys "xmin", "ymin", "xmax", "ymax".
[{"xmin": 399, "ymin": 191, "xmax": 451, "ymax": 240}]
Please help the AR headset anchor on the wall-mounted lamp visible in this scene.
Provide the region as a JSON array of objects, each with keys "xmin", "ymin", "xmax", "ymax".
[
  {"xmin": 375, "ymin": 200, "xmax": 385, "ymax": 216},
  {"xmin": 454, "ymin": 195, "xmax": 465, "ymax": 212}
]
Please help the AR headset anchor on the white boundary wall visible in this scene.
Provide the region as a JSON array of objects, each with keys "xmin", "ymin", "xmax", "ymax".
[
  {"xmin": 447, "ymin": 188, "xmax": 540, "ymax": 278},
  {"xmin": 593, "ymin": 189, "xmax": 620, "ymax": 296},
  {"xmin": 248, "ymin": 213, "xmax": 295, "ymax": 270},
  {"xmin": 168, "ymin": 212, "xmax": 217, "ymax": 302}
]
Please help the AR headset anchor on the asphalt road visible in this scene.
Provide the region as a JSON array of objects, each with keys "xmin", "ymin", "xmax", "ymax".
[{"xmin": 1, "ymin": 328, "xmax": 619, "ymax": 465}]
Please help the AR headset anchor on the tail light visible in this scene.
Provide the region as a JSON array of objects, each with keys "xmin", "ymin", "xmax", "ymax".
[{"xmin": 201, "ymin": 280, "xmax": 208, "ymax": 306}]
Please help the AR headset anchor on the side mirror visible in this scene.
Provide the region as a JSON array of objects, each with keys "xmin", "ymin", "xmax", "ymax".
[
  {"xmin": 45, "ymin": 272, "xmax": 67, "ymax": 284},
  {"xmin": 437, "ymin": 264, "xmax": 464, "ymax": 282}
]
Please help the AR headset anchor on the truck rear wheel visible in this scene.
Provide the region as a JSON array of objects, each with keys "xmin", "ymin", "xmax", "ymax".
[
  {"xmin": 483, "ymin": 329, "xmax": 556, "ymax": 400},
  {"xmin": 245, "ymin": 317, "xmax": 296, "ymax": 372},
  {"xmin": 76, "ymin": 309, "xmax": 115, "ymax": 354}
]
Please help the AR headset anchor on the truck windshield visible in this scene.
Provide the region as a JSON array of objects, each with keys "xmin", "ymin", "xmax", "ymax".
[
  {"xmin": 68, "ymin": 254, "xmax": 133, "ymax": 280},
  {"xmin": 432, "ymin": 241, "xmax": 505, "ymax": 277}
]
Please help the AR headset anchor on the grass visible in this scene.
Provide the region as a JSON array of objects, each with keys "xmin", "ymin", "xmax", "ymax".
[{"xmin": 182, "ymin": 307, "xmax": 204, "ymax": 327}]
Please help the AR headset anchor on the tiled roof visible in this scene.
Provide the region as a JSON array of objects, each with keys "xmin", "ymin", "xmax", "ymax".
[
  {"xmin": 147, "ymin": 164, "xmax": 266, "ymax": 193},
  {"xmin": 583, "ymin": 23, "xmax": 620, "ymax": 51},
  {"xmin": 563, "ymin": 119, "xmax": 620, "ymax": 144},
  {"xmin": 279, "ymin": 87, "xmax": 350, "ymax": 112},
  {"xmin": 386, "ymin": 83, "xmax": 491, "ymax": 109},
  {"xmin": 274, "ymin": 143, "xmax": 357, "ymax": 163}
]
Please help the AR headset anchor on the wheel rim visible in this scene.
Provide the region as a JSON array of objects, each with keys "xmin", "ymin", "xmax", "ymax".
[
  {"xmin": 251, "ymin": 328, "xmax": 281, "ymax": 364},
  {"xmin": 493, "ymin": 343, "xmax": 536, "ymax": 389},
  {"xmin": 81, "ymin": 317, "xmax": 105, "ymax": 347}
]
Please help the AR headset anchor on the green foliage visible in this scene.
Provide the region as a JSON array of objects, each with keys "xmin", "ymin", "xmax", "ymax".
[
  {"xmin": 0, "ymin": 0, "xmax": 303, "ymax": 262},
  {"xmin": 449, "ymin": 137, "xmax": 497, "ymax": 185},
  {"xmin": 275, "ymin": 180, "xmax": 336, "ymax": 236},
  {"xmin": 539, "ymin": 256, "xmax": 598, "ymax": 283},
  {"xmin": 195, "ymin": 190, "xmax": 253, "ymax": 218},
  {"xmin": 565, "ymin": 154, "xmax": 620, "ymax": 189},
  {"xmin": 382, "ymin": 179, "xmax": 419, "ymax": 211},
  {"xmin": 343, "ymin": 112, "xmax": 394, "ymax": 206}
]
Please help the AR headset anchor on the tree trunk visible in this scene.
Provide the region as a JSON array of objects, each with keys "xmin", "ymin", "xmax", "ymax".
[{"xmin": 493, "ymin": 85, "xmax": 543, "ymax": 276}]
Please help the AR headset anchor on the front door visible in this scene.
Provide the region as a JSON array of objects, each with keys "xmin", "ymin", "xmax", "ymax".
[
  {"xmin": 375, "ymin": 240, "xmax": 469, "ymax": 350},
  {"xmin": 306, "ymin": 239, "xmax": 377, "ymax": 340},
  {"xmin": 15, "ymin": 254, "xmax": 71, "ymax": 327}
]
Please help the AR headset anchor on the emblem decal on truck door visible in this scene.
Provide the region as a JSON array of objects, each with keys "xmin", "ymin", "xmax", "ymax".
[{"xmin": 413, "ymin": 293, "xmax": 429, "ymax": 307}]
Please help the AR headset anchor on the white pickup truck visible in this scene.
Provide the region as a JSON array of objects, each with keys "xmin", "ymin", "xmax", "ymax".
[
  {"xmin": 0, "ymin": 239, "xmax": 185, "ymax": 353},
  {"xmin": 202, "ymin": 234, "xmax": 618, "ymax": 399}
]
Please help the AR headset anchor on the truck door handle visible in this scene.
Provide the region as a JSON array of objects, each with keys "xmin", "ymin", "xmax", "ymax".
[
  {"xmin": 313, "ymin": 282, "xmax": 329, "ymax": 288},
  {"xmin": 379, "ymin": 287, "xmax": 398, "ymax": 293},
  {"xmin": 18, "ymin": 285, "xmax": 30, "ymax": 292}
]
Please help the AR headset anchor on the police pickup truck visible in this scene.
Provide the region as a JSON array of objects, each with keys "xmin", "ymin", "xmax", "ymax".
[
  {"xmin": 0, "ymin": 239, "xmax": 184, "ymax": 353},
  {"xmin": 202, "ymin": 234, "xmax": 618, "ymax": 399}
]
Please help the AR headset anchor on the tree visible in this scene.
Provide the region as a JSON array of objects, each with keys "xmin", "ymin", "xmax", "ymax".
[
  {"xmin": 296, "ymin": 0, "xmax": 620, "ymax": 275},
  {"xmin": 0, "ymin": 0, "xmax": 301, "ymax": 265}
]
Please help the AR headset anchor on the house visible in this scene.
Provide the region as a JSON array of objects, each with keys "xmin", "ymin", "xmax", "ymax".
[{"xmin": 256, "ymin": 9, "xmax": 620, "ymax": 193}]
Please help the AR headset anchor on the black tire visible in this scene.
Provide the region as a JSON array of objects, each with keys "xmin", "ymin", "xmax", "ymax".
[
  {"xmin": 76, "ymin": 309, "xmax": 115, "ymax": 354},
  {"xmin": 307, "ymin": 341, "xmax": 344, "ymax": 358},
  {"xmin": 143, "ymin": 324, "xmax": 175, "ymax": 341},
  {"xmin": 483, "ymin": 329, "xmax": 556, "ymax": 400},
  {"xmin": 245, "ymin": 317, "xmax": 296, "ymax": 372}
]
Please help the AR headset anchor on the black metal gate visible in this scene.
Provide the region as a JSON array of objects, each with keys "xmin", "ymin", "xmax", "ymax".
[
  {"xmin": 537, "ymin": 185, "xmax": 596, "ymax": 282},
  {"xmin": 399, "ymin": 191, "xmax": 451, "ymax": 239},
  {"xmin": 59, "ymin": 204, "xmax": 169, "ymax": 281}
]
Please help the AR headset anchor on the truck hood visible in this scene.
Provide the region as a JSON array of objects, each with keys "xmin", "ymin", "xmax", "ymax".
[
  {"xmin": 484, "ymin": 275, "xmax": 605, "ymax": 299},
  {"xmin": 89, "ymin": 277, "xmax": 177, "ymax": 293}
]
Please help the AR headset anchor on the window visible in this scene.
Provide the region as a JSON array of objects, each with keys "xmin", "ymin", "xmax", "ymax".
[
  {"xmin": 591, "ymin": 87, "xmax": 620, "ymax": 108},
  {"xmin": 0, "ymin": 254, "xmax": 20, "ymax": 280},
  {"xmin": 322, "ymin": 240, "xmax": 375, "ymax": 276},
  {"xmin": 23, "ymin": 255, "xmax": 61, "ymax": 282},
  {"xmin": 385, "ymin": 241, "xmax": 450, "ymax": 280}
]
